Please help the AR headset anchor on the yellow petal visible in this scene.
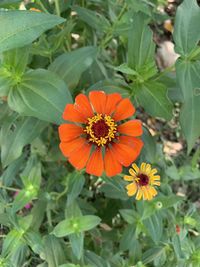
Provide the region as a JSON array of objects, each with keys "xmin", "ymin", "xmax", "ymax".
[
  {"xmin": 136, "ymin": 188, "xmax": 143, "ymax": 200},
  {"xmin": 152, "ymin": 181, "xmax": 161, "ymax": 186},
  {"xmin": 126, "ymin": 182, "xmax": 137, "ymax": 196},
  {"xmin": 145, "ymin": 164, "xmax": 151, "ymax": 175},
  {"xmin": 140, "ymin": 162, "xmax": 146, "ymax": 172},
  {"xmin": 124, "ymin": 175, "xmax": 133, "ymax": 181},
  {"xmin": 129, "ymin": 168, "xmax": 137, "ymax": 177},
  {"xmin": 132, "ymin": 163, "xmax": 139, "ymax": 174},
  {"xmin": 149, "ymin": 186, "xmax": 158, "ymax": 196},
  {"xmin": 150, "ymin": 168, "xmax": 158, "ymax": 176},
  {"xmin": 151, "ymin": 175, "xmax": 160, "ymax": 181},
  {"xmin": 143, "ymin": 186, "xmax": 152, "ymax": 201}
]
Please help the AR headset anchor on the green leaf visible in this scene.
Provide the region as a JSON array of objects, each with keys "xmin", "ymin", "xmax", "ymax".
[
  {"xmin": 69, "ymin": 232, "xmax": 84, "ymax": 260},
  {"xmin": 0, "ymin": 154, "xmax": 25, "ymax": 186},
  {"xmin": 73, "ymin": 6, "xmax": 110, "ymax": 32},
  {"xmin": 12, "ymin": 189, "xmax": 35, "ymax": 212},
  {"xmin": 0, "ymin": 67, "xmax": 13, "ymax": 96},
  {"xmin": 114, "ymin": 63, "xmax": 138, "ymax": 76},
  {"xmin": 142, "ymin": 247, "xmax": 165, "ymax": 265},
  {"xmin": 49, "ymin": 46, "xmax": 98, "ymax": 90},
  {"xmin": 0, "ymin": 10, "xmax": 65, "ymax": 53},
  {"xmin": 128, "ymin": 12, "xmax": 156, "ymax": 75},
  {"xmin": 173, "ymin": 0, "xmax": 200, "ymax": 55},
  {"xmin": 3, "ymin": 46, "xmax": 30, "ymax": 75},
  {"xmin": 120, "ymin": 224, "xmax": 136, "ymax": 251},
  {"xmin": 24, "ymin": 230, "xmax": 44, "ymax": 255},
  {"xmin": 67, "ymin": 173, "xmax": 85, "ymax": 206},
  {"xmin": 42, "ymin": 235, "xmax": 67, "ymax": 267},
  {"xmin": 85, "ymin": 251, "xmax": 111, "ymax": 267},
  {"xmin": 133, "ymin": 81, "xmax": 173, "ymax": 120},
  {"xmin": 8, "ymin": 69, "xmax": 72, "ymax": 124},
  {"xmin": 0, "ymin": 0, "xmax": 21, "ymax": 8},
  {"xmin": 53, "ymin": 215, "xmax": 101, "ymax": 237},
  {"xmin": 52, "ymin": 219, "xmax": 76, "ymax": 237},
  {"xmin": 78, "ymin": 215, "xmax": 101, "ymax": 232},
  {"xmin": 100, "ymin": 178, "xmax": 128, "ymax": 200},
  {"xmin": 1, "ymin": 229, "xmax": 24, "ymax": 257},
  {"xmin": 143, "ymin": 213, "xmax": 163, "ymax": 244},
  {"xmin": 176, "ymin": 59, "xmax": 200, "ymax": 152},
  {"xmin": 0, "ymin": 115, "xmax": 46, "ymax": 167},
  {"xmin": 20, "ymin": 155, "xmax": 42, "ymax": 189},
  {"xmin": 119, "ymin": 209, "xmax": 138, "ymax": 224},
  {"xmin": 154, "ymin": 195, "xmax": 183, "ymax": 209}
]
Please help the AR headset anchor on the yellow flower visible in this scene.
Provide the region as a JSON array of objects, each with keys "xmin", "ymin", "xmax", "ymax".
[{"xmin": 124, "ymin": 162, "xmax": 160, "ymax": 201}]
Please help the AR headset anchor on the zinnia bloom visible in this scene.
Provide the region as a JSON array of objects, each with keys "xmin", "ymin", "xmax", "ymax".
[
  {"xmin": 124, "ymin": 162, "xmax": 160, "ymax": 200},
  {"xmin": 59, "ymin": 91, "xmax": 143, "ymax": 177}
]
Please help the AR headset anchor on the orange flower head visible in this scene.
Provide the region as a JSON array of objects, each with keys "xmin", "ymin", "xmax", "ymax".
[
  {"xmin": 124, "ymin": 162, "xmax": 160, "ymax": 200},
  {"xmin": 59, "ymin": 91, "xmax": 143, "ymax": 177}
]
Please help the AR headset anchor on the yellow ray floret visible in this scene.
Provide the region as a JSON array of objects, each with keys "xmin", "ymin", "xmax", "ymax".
[{"xmin": 124, "ymin": 162, "xmax": 161, "ymax": 201}]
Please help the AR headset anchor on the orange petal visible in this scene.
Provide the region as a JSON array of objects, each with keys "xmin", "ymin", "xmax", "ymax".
[
  {"xmin": 104, "ymin": 93, "xmax": 122, "ymax": 115},
  {"xmin": 116, "ymin": 136, "xmax": 143, "ymax": 162},
  {"xmin": 63, "ymin": 104, "xmax": 86, "ymax": 123},
  {"xmin": 74, "ymin": 94, "xmax": 93, "ymax": 118},
  {"xmin": 118, "ymin": 120, "xmax": 143, "ymax": 136},
  {"xmin": 112, "ymin": 143, "xmax": 140, "ymax": 167},
  {"xmin": 89, "ymin": 91, "xmax": 107, "ymax": 114},
  {"xmin": 104, "ymin": 148, "xmax": 122, "ymax": 177},
  {"xmin": 113, "ymin": 98, "xmax": 135, "ymax": 121},
  {"xmin": 58, "ymin": 124, "xmax": 83, "ymax": 142},
  {"xmin": 86, "ymin": 148, "xmax": 104, "ymax": 176},
  {"xmin": 59, "ymin": 138, "xmax": 86, "ymax": 157},
  {"xmin": 68, "ymin": 143, "xmax": 92, "ymax": 170}
]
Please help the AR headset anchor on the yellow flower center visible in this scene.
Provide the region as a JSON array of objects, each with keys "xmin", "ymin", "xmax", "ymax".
[{"xmin": 84, "ymin": 114, "xmax": 117, "ymax": 146}]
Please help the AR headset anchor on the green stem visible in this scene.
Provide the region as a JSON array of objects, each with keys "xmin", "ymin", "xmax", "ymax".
[
  {"xmin": 0, "ymin": 185, "xmax": 19, "ymax": 192},
  {"xmin": 55, "ymin": 0, "xmax": 61, "ymax": 16},
  {"xmin": 100, "ymin": 2, "xmax": 127, "ymax": 49},
  {"xmin": 37, "ymin": 0, "xmax": 49, "ymax": 13}
]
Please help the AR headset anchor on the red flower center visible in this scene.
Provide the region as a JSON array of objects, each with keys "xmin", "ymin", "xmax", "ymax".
[
  {"xmin": 138, "ymin": 173, "xmax": 149, "ymax": 186},
  {"xmin": 84, "ymin": 114, "xmax": 117, "ymax": 146},
  {"xmin": 92, "ymin": 119, "xmax": 109, "ymax": 138}
]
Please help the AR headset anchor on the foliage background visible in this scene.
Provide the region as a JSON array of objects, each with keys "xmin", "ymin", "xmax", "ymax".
[{"xmin": 0, "ymin": 0, "xmax": 200, "ymax": 266}]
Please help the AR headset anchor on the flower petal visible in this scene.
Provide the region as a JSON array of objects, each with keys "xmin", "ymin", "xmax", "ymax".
[
  {"xmin": 129, "ymin": 168, "xmax": 137, "ymax": 177},
  {"xmin": 124, "ymin": 175, "xmax": 133, "ymax": 181},
  {"xmin": 114, "ymin": 136, "xmax": 143, "ymax": 164},
  {"xmin": 74, "ymin": 94, "xmax": 93, "ymax": 118},
  {"xmin": 68, "ymin": 143, "xmax": 92, "ymax": 170},
  {"xmin": 60, "ymin": 138, "xmax": 86, "ymax": 157},
  {"xmin": 113, "ymin": 98, "xmax": 135, "ymax": 121},
  {"xmin": 89, "ymin": 91, "xmax": 107, "ymax": 114},
  {"xmin": 126, "ymin": 182, "xmax": 137, "ymax": 196},
  {"xmin": 59, "ymin": 124, "xmax": 83, "ymax": 142},
  {"xmin": 118, "ymin": 120, "xmax": 143, "ymax": 136},
  {"xmin": 112, "ymin": 143, "xmax": 139, "ymax": 167},
  {"xmin": 149, "ymin": 186, "xmax": 158, "ymax": 197},
  {"xmin": 136, "ymin": 188, "xmax": 143, "ymax": 200},
  {"xmin": 63, "ymin": 104, "xmax": 86, "ymax": 123},
  {"xmin": 132, "ymin": 163, "xmax": 139, "ymax": 174},
  {"xmin": 104, "ymin": 148, "xmax": 122, "ymax": 177},
  {"xmin": 141, "ymin": 162, "xmax": 146, "ymax": 172},
  {"xmin": 150, "ymin": 168, "xmax": 158, "ymax": 176},
  {"xmin": 104, "ymin": 93, "xmax": 122, "ymax": 115},
  {"xmin": 86, "ymin": 148, "xmax": 104, "ymax": 176}
]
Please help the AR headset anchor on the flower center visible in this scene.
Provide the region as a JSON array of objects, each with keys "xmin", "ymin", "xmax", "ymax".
[
  {"xmin": 84, "ymin": 114, "xmax": 117, "ymax": 146},
  {"xmin": 138, "ymin": 173, "xmax": 149, "ymax": 186}
]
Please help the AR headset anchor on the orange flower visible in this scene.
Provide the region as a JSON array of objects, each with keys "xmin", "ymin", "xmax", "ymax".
[{"xmin": 59, "ymin": 91, "xmax": 143, "ymax": 177}]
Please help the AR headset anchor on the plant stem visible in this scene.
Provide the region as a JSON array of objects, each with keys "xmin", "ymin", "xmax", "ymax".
[
  {"xmin": 100, "ymin": 2, "xmax": 127, "ymax": 49},
  {"xmin": 55, "ymin": 0, "xmax": 61, "ymax": 16},
  {"xmin": 0, "ymin": 185, "xmax": 19, "ymax": 192}
]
